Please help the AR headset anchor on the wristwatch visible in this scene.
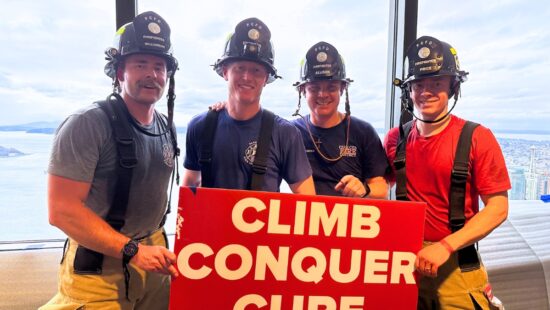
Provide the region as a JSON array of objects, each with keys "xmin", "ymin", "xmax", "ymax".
[
  {"xmin": 362, "ymin": 183, "xmax": 371, "ymax": 198},
  {"xmin": 121, "ymin": 239, "xmax": 139, "ymax": 264}
]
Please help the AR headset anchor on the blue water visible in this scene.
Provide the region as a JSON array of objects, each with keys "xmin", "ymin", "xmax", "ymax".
[
  {"xmin": 0, "ymin": 131, "xmax": 183, "ymax": 242},
  {"xmin": 496, "ymin": 133, "xmax": 550, "ymax": 141}
]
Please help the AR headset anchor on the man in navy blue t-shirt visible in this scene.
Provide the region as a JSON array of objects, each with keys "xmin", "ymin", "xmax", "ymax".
[
  {"xmin": 291, "ymin": 42, "xmax": 389, "ymax": 197},
  {"xmin": 183, "ymin": 18, "xmax": 314, "ymax": 194}
]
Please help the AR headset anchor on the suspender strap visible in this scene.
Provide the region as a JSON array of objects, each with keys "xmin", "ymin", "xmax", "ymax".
[
  {"xmin": 449, "ymin": 121, "xmax": 479, "ymax": 232},
  {"xmin": 158, "ymin": 119, "xmax": 180, "ymax": 228},
  {"xmin": 199, "ymin": 109, "xmax": 274, "ymax": 190},
  {"xmin": 199, "ymin": 109, "xmax": 220, "ymax": 188},
  {"xmin": 249, "ymin": 110, "xmax": 275, "ymax": 191},
  {"xmin": 393, "ymin": 119, "xmax": 482, "ymax": 271},
  {"xmin": 98, "ymin": 97, "xmax": 137, "ymax": 231},
  {"xmin": 74, "ymin": 96, "xmax": 137, "ymax": 278},
  {"xmin": 394, "ymin": 120, "xmax": 413, "ymax": 201},
  {"xmin": 449, "ymin": 120, "xmax": 481, "ymax": 271}
]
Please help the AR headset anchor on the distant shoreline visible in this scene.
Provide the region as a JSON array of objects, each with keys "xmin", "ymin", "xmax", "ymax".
[
  {"xmin": 0, "ymin": 127, "xmax": 188, "ymax": 135},
  {"xmin": 0, "ymin": 145, "xmax": 24, "ymax": 157},
  {"xmin": 1, "ymin": 126, "xmax": 550, "ymax": 139},
  {"xmin": 0, "ymin": 129, "xmax": 55, "ymax": 134}
]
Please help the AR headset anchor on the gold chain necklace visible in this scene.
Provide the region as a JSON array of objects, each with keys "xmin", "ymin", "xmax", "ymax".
[{"xmin": 301, "ymin": 112, "xmax": 351, "ymax": 162}]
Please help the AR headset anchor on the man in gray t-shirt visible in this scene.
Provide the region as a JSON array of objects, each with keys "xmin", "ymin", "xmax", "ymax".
[{"xmin": 42, "ymin": 11, "xmax": 179, "ymax": 309}]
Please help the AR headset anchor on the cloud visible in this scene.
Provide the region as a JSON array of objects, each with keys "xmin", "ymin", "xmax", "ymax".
[{"xmin": 0, "ymin": 0, "xmax": 548, "ymax": 132}]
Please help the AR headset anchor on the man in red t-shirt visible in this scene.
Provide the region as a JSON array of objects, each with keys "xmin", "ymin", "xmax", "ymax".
[{"xmin": 384, "ymin": 36, "xmax": 510, "ymax": 309}]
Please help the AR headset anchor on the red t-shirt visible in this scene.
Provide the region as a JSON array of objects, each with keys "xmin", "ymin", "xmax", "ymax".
[{"xmin": 384, "ymin": 115, "xmax": 511, "ymax": 241}]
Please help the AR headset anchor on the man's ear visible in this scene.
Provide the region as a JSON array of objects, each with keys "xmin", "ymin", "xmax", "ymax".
[
  {"xmin": 116, "ymin": 66, "xmax": 124, "ymax": 82},
  {"xmin": 449, "ymin": 79, "xmax": 460, "ymax": 98},
  {"xmin": 222, "ymin": 65, "xmax": 229, "ymax": 81}
]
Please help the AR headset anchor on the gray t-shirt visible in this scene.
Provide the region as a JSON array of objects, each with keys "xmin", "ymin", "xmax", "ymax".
[{"xmin": 48, "ymin": 101, "xmax": 176, "ymax": 238}]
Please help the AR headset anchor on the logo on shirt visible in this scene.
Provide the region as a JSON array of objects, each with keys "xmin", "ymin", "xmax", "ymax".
[
  {"xmin": 163, "ymin": 143, "xmax": 174, "ymax": 167},
  {"xmin": 338, "ymin": 145, "xmax": 357, "ymax": 157},
  {"xmin": 244, "ymin": 141, "xmax": 258, "ymax": 165}
]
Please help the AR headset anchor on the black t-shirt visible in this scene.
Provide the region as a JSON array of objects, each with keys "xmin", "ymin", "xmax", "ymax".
[{"xmin": 293, "ymin": 115, "xmax": 389, "ymax": 196}]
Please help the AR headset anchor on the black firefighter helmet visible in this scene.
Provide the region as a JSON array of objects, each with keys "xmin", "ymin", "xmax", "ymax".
[
  {"xmin": 292, "ymin": 41, "xmax": 353, "ymax": 118},
  {"xmin": 213, "ymin": 17, "xmax": 280, "ymax": 83},
  {"xmin": 294, "ymin": 41, "xmax": 353, "ymax": 88},
  {"xmin": 403, "ymin": 35, "xmax": 468, "ymax": 97},
  {"xmin": 104, "ymin": 11, "xmax": 178, "ymax": 79}
]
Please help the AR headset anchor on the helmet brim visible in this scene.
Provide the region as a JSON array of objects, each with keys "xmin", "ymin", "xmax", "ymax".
[{"xmin": 214, "ymin": 56, "xmax": 279, "ymax": 83}]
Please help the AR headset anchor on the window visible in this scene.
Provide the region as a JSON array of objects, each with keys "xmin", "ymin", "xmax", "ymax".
[
  {"xmin": 416, "ymin": 0, "xmax": 550, "ymax": 201},
  {"xmin": 0, "ymin": 1, "xmax": 114, "ymax": 243},
  {"xmin": 0, "ymin": 1, "xmax": 389, "ymax": 243}
]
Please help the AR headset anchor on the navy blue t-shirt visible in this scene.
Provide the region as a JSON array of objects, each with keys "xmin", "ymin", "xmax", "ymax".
[
  {"xmin": 185, "ymin": 108, "xmax": 312, "ymax": 191},
  {"xmin": 292, "ymin": 115, "xmax": 389, "ymax": 196}
]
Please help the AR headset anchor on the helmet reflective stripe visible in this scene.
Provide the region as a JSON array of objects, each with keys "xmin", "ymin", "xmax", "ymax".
[
  {"xmin": 104, "ymin": 11, "xmax": 178, "ymax": 79},
  {"xmin": 213, "ymin": 17, "xmax": 279, "ymax": 84},
  {"xmin": 294, "ymin": 41, "xmax": 352, "ymax": 88}
]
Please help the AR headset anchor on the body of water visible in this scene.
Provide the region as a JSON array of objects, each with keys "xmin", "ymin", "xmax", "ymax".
[
  {"xmin": 495, "ymin": 132, "xmax": 550, "ymax": 141},
  {"xmin": 0, "ymin": 131, "xmax": 184, "ymax": 243}
]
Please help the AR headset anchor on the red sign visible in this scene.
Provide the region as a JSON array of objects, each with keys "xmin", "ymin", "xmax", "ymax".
[{"xmin": 170, "ymin": 187, "xmax": 426, "ymax": 310}]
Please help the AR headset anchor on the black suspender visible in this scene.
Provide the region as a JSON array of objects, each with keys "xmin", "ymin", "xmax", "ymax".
[
  {"xmin": 450, "ymin": 121, "xmax": 481, "ymax": 271},
  {"xmin": 98, "ymin": 97, "xmax": 137, "ymax": 231},
  {"xmin": 393, "ymin": 120, "xmax": 481, "ymax": 271},
  {"xmin": 449, "ymin": 121, "xmax": 479, "ymax": 232},
  {"xmin": 73, "ymin": 96, "xmax": 138, "ymax": 276},
  {"xmin": 394, "ymin": 120, "xmax": 413, "ymax": 201},
  {"xmin": 199, "ymin": 109, "xmax": 220, "ymax": 188},
  {"xmin": 199, "ymin": 109, "xmax": 275, "ymax": 190},
  {"xmin": 73, "ymin": 95, "xmax": 178, "ymax": 303},
  {"xmin": 249, "ymin": 110, "xmax": 275, "ymax": 190}
]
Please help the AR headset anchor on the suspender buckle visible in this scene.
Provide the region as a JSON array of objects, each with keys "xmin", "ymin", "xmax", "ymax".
[
  {"xmin": 119, "ymin": 158, "xmax": 137, "ymax": 169},
  {"xmin": 116, "ymin": 137, "xmax": 137, "ymax": 168},
  {"xmin": 199, "ymin": 157, "xmax": 212, "ymax": 165},
  {"xmin": 252, "ymin": 164, "xmax": 267, "ymax": 175},
  {"xmin": 449, "ymin": 219, "xmax": 464, "ymax": 232},
  {"xmin": 107, "ymin": 219, "xmax": 125, "ymax": 231},
  {"xmin": 451, "ymin": 167, "xmax": 469, "ymax": 186},
  {"xmin": 116, "ymin": 137, "xmax": 134, "ymax": 146},
  {"xmin": 451, "ymin": 165, "xmax": 469, "ymax": 178},
  {"xmin": 393, "ymin": 157, "xmax": 406, "ymax": 170}
]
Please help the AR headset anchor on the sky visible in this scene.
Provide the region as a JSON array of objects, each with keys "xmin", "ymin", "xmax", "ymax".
[{"xmin": 0, "ymin": 0, "xmax": 548, "ymax": 132}]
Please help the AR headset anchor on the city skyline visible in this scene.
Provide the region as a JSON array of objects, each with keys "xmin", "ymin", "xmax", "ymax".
[{"xmin": 500, "ymin": 138, "xmax": 550, "ymax": 200}]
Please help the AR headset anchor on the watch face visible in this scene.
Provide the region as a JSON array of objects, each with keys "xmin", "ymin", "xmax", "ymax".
[{"xmin": 123, "ymin": 240, "xmax": 139, "ymax": 258}]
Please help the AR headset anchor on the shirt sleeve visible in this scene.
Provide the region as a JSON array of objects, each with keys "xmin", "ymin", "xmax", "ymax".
[
  {"xmin": 280, "ymin": 122, "xmax": 312, "ymax": 185},
  {"xmin": 383, "ymin": 127, "xmax": 400, "ymax": 184},
  {"xmin": 361, "ymin": 122, "xmax": 390, "ymax": 179},
  {"xmin": 183, "ymin": 115, "xmax": 202, "ymax": 171},
  {"xmin": 48, "ymin": 110, "xmax": 110, "ymax": 183},
  {"xmin": 471, "ymin": 126, "xmax": 511, "ymax": 195}
]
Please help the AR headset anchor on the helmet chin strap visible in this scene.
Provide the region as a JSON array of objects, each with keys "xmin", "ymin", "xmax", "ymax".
[
  {"xmin": 166, "ymin": 74, "xmax": 176, "ymax": 130},
  {"xmin": 344, "ymin": 86, "xmax": 351, "ymax": 117},
  {"xmin": 408, "ymin": 95, "xmax": 458, "ymax": 124},
  {"xmin": 406, "ymin": 83, "xmax": 460, "ymax": 124}
]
